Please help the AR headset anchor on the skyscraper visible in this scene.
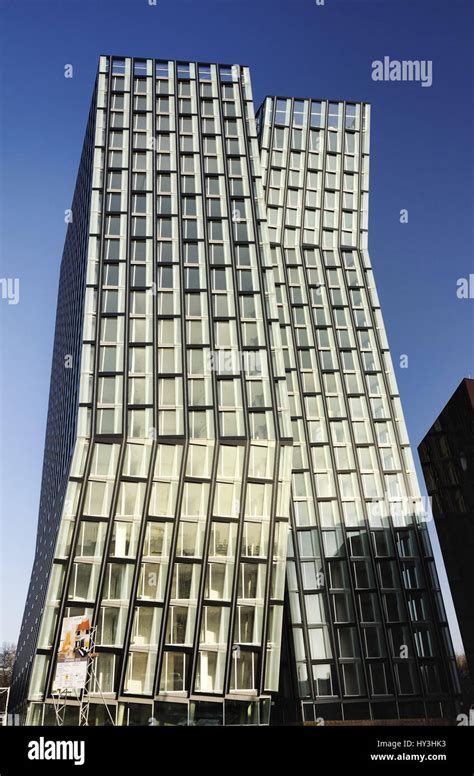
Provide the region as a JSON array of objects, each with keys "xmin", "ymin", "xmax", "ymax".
[
  {"xmin": 418, "ymin": 378, "xmax": 474, "ymax": 680},
  {"xmin": 10, "ymin": 56, "xmax": 459, "ymax": 726},
  {"xmin": 11, "ymin": 56, "xmax": 293, "ymax": 728},
  {"xmin": 256, "ymin": 96, "xmax": 459, "ymax": 723}
]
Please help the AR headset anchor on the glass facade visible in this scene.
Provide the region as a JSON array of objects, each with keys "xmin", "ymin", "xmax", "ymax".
[
  {"xmin": 257, "ymin": 96, "xmax": 459, "ymax": 723},
  {"xmin": 11, "ymin": 57, "xmax": 293, "ymax": 726},
  {"xmin": 10, "ymin": 59, "xmax": 459, "ymax": 726}
]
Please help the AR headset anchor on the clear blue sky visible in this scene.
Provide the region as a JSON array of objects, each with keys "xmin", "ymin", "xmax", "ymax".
[{"xmin": 0, "ymin": 0, "xmax": 473, "ymax": 652}]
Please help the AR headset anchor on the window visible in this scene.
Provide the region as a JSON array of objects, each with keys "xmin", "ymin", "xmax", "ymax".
[
  {"xmin": 230, "ymin": 651, "xmax": 257, "ymax": 692},
  {"xmin": 160, "ymin": 652, "xmax": 187, "ymax": 693},
  {"xmin": 313, "ymin": 664, "xmax": 335, "ymax": 697},
  {"xmin": 132, "ymin": 195, "xmax": 146, "ymax": 214},
  {"xmin": 98, "ymin": 606, "xmax": 127, "ymax": 646},
  {"xmin": 103, "ymin": 562, "xmax": 134, "ymax": 601},
  {"xmin": 332, "ymin": 593, "xmax": 353, "ymax": 623},
  {"xmin": 68, "ymin": 562, "xmax": 100, "ymax": 601},
  {"xmin": 84, "ymin": 480, "xmax": 113, "ymax": 517},
  {"xmin": 106, "ymin": 216, "xmax": 121, "ymax": 236},
  {"xmin": 143, "ymin": 522, "xmax": 172, "ymax": 559},
  {"xmin": 155, "ymin": 61, "xmax": 169, "ymax": 79},
  {"xmin": 342, "ymin": 663, "xmax": 364, "ymax": 696},
  {"xmin": 75, "ymin": 521, "xmax": 106, "ymax": 558},
  {"xmin": 395, "ymin": 662, "xmax": 418, "ymax": 695},
  {"xmin": 125, "ymin": 650, "xmax": 158, "ymax": 696},
  {"xmin": 176, "ymin": 521, "xmax": 204, "ymax": 558},
  {"xmin": 134, "ymin": 96, "xmax": 147, "ymax": 111},
  {"xmin": 305, "ymin": 594, "xmax": 327, "ymax": 625},
  {"xmin": 309, "ymin": 627, "xmax": 332, "ymax": 659}
]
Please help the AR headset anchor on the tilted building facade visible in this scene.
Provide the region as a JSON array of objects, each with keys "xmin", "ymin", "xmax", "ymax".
[
  {"xmin": 10, "ymin": 57, "xmax": 459, "ymax": 726},
  {"xmin": 257, "ymin": 96, "xmax": 459, "ymax": 723}
]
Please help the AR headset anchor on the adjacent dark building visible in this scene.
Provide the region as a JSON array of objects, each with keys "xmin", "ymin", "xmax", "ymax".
[{"xmin": 418, "ymin": 378, "xmax": 474, "ymax": 679}]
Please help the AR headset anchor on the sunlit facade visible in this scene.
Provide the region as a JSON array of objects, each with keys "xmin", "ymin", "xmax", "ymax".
[
  {"xmin": 10, "ymin": 58, "xmax": 459, "ymax": 727},
  {"xmin": 257, "ymin": 96, "xmax": 460, "ymax": 723},
  {"xmin": 11, "ymin": 56, "xmax": 293, "ymax": 727}
]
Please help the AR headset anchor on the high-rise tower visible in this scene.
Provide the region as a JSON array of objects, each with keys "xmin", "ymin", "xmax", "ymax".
[
  {"xmin": 257, "ymin": 96, "xmax": 459, "ymax": 723},
  {"xmin": 10, "ymin": 58, "xmax": 460, "ymax": 726},
  {"xmin": 11, "ymin": 56, "xmax": 293, "ymax": 727}
]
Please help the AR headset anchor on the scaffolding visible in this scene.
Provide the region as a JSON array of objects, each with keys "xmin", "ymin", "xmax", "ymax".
[
  {"xmin": 51, "ymin": 686, "xmax": 81, "ymax": 726},
  {"xmin": 51, "ymin": 626, "xmax": 115, "ymax": 726},
  {"xmin": 0, "ymin": 687, "xmax": 10, "ymax": 726}
]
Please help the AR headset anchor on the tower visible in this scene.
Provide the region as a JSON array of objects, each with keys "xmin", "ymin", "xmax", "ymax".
[
  {"xmin": 257, "ymin": 95, "xmax": 460, "ymax": 723},
  {"xmin": 11, "ymin": 56, "xmax": 293, "ymax": 727},
  {"xmin": 10, "ymin": 59, "xmax": 460, "ymax": 726}
]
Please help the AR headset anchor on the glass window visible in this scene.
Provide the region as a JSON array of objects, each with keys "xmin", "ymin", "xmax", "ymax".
[{"xmin": 309, "ymin": 627, "xmax": 332, "ymax": 659}]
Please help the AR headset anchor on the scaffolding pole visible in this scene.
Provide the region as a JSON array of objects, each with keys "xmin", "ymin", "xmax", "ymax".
[
  {"xmin": 79, "ymin": 651, "xmax": 115, "ymax": 726},
  {"xmin": 51, "ymin": 626, "xmax": 115, "ymax": 726},
  {"xmin": 51, "ymin": 686, "xmax": 80, "ymax": 726},
  {"xmin": 0, "ymin": 687, "xmax": 10, "ymax": 726}
]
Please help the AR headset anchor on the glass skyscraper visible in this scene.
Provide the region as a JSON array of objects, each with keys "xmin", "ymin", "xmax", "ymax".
[
  {"xmin": 257, "ymin": 96, "xmax": 459, "ymax": 723},
  {"xmin": 10, "ymin": 56, "xmax": 459, "ymax": 726}
]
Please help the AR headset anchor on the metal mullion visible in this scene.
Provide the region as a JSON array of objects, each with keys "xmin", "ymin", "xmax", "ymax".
[
  {"xmin": 237, "ymin": 76, "xmax": 288, "ymax": 699},
  {"xmin": 284, "ymin": 101, "xmax": 342, "ymax": 705},
  {"xmin": 182, "ymin": 63, "xmax": 223, "ymax": 699},
  {"xmin": 152, "ymin": 59, "xmax": 193, "ymax": 699},
  {"xmin": 115, "ymin": 61, "xmax": 159, "ymax": 699},
  {"xmin": 116, "ymin": 454, "xmax": 158, "ymax": 698},
  {"xmin": 215, "ymin": 69, "xmax": 264, "ymax": 701},
  {"xmin": 347, "ymin": 105, "xmax": 428, "ymax": 708},
  {"xmin": 88, "ymin": 55, "xmax": 133, "ymax": 689},
  {"xmin": 146, "ymin": 59, "xmax": 165, "ymax": 704},
  {"xmin": 187, "ymin": 443, "xmax": 221, "ymax": 696},
  {"xmin": 239, "ymin": 108, "xmax": 278, "ymax": 442},
  {"xmin": 304, "ymin": 100, "xmax": 372, "ymax": 712},
  {"xmin": 317, "ymin": 102, "xmax": 395, "ymax": 714},
  {"xmin": 190, "ymin": 68, "xmax": 246, "ymax": 702},
  {"xmin": 298, "ymin": 151, "xmax": 352, "ymax": 714},
  {"xmin": 335, "ymin": 102, "xmax": 402, "ymax": 711},
  {"xmin": 217, "ymin": 68, "xmax": 250, "ymax": 440},
  {"xmin": 265, "ymin": 100, "xmax": 327, "ymax": 705},
  {"xmin": 222, "ymin": 442, "xmax": 251, "ymax": 696},
  {"xmin": 174, "ymin": 67, "xmax": 189, "ymax": 440},
  {"xmin": 256, "ymin": 448, "xmax": 284, "ymax": 695},
  {"xmin": 152, "ymin": 440, "xmax": 188, "ymax": 696}
]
